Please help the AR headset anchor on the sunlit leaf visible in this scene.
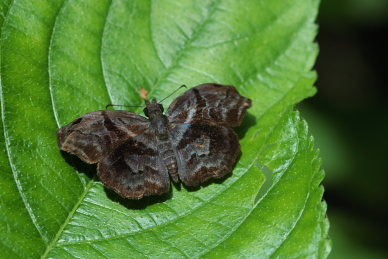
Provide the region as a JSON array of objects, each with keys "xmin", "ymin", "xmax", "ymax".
[{"xmin": 0, "ymin": 0, "xmax": 330, "ymax": 258}]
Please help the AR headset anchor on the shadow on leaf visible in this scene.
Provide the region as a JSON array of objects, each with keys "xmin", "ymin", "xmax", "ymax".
[
  {"xmin": 61, "ymin": 151, "xmax": 96, "ymax": 180},
  {"xmin": 105, "ymin": 187, "xmax": 172, "ymax": 210},
  {"xmin": 183, "ymin": 170, "xmax": 234, "ymax": 192},
  {"xmin": 235, "ymin": 112, "xmax": 256, "ymax": 139}
]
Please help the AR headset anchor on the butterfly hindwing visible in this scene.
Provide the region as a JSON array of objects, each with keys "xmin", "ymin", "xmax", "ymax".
[
  {"xmin": 170, "ymin": 123, "xmax": 240, "ymax": 186},
  {"xmin": 98, "ymin": 140, "xmax": 170, "ymax": 199}
]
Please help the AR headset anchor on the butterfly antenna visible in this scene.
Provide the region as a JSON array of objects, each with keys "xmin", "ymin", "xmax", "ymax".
[
  {"xmin": 159, "ymin": 84, "xmax": 187, "ymax": 103},
  {"xmin": 105, "ymin": 104, "xmax": 145, "ymax": 110}
]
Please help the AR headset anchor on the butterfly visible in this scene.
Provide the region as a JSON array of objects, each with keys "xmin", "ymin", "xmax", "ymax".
[{"xmin": 57, "ymin": 83, "xmax": 252, "ymax": 199}]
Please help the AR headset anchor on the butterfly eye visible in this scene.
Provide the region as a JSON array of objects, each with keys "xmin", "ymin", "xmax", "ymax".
[
  {"xmin": 158, "ymin": 104, "xmax": 164, "ymax": 112},
  {"xmin": 143, "ymin": 107, "xmax": 149, "ymax": 117}
]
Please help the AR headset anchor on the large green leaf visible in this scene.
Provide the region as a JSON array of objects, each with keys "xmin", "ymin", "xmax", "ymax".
[{"xmin": 0, "ymin": 0, "xmax": 330, "ymax": 258}]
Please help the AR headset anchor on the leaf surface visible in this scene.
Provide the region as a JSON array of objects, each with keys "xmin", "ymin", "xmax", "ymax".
[{"xmin": 0, "ymin": 0, "xmax": 330, "ymax": 258}]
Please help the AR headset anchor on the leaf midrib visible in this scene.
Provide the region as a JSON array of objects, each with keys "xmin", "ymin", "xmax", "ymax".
[
  {"xmin": 52, "ymin": 159, "xmax": 257, "ymax": 247},
  {"xmin": 41, "ymin": 179, "xmax": 97, "ymax": 258}
]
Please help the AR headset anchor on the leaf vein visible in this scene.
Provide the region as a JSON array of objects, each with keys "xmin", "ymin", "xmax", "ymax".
[
  {"xmin": 197, "ymin": 108, "xmax": 301, "ymax": 257},
  {"xmin": 146, "ymin": 0, "xmax": 223, "ymax": 99},
  {"xmin": 1, "ymin": 0, "xmax": 50, "ymax": 245},
  {"xmin": 41, "ymin": 180, "xmax": 96, "ymax": 258}
]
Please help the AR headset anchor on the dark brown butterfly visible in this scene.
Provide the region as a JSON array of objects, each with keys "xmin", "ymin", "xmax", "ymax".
[{"xmin": 57, "ymin": 83, "xmax": 252, "ymax": 199}]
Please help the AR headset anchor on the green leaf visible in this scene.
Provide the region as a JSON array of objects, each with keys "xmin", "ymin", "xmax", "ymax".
[{"xmin": 0, "ymin": 0, "xmax": 330, "ymax": 258}]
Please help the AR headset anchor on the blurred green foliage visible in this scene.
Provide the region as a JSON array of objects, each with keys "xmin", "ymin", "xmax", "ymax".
[
  {"xmin": 321, "ymin": 0, "xmax": 388, "ymax": 25},
  {"xmin": 300, "ymin": 0, "xmax": 388, "ymax": 258}
]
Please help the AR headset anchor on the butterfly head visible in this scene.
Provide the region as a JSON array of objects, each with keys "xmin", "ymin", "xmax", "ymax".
[{"xmin": 143, "ymin": 99, "xmax": 164, "ymax": 118}]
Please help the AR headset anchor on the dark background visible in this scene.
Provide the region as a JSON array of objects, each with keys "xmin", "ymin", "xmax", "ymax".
[{"xmin": 299, "ymin": 0, "xmax": 388, "ymax": 257}]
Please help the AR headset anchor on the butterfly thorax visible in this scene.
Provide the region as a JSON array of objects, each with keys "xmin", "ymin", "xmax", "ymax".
[{"xmin": 144, "ymin": 99, "xmax": 169, "ymax": 140}]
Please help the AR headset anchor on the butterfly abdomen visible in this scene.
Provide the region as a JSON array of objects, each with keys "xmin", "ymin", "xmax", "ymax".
[{"xmin": 157, "ymin": 139, "xmax": 179, "ymax": 183}]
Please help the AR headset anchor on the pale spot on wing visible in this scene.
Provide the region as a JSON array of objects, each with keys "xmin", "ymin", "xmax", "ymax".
[
  {"xmin": 127, "ymin": 131, "xmax": 138, "ymax": 138},
  {"xmin": 186, "ymin": 104, "xmax": 196, "ymax": 123}
]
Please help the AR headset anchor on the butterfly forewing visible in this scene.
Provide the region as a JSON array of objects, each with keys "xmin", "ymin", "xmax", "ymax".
[
  {"xmin": 57, "ymin": 110, "xmax": 150, "ymax": 164},
  {"xmin": 167, "ymin": 83, "xmax": 251, "ymax": 126}
]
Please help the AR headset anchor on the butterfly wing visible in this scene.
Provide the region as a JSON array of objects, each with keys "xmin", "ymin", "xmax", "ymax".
[
  {"xmin": 170, "ymin": 123, "xmax": 240, "ymax": 186},
  {"xmin": 57, "ymin": 110, "xmax": 150, "ymax": 164},
  {"xmin": 98, "ymin": 140, "xmax": 170, "ymax": 199},
  {"xmin": 57, "ymin": 110, "xmax": 170, "ymax": 199},
  {"xmin": 168, "ymin": 83, "xmax": 251, "ymax": 127}
]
